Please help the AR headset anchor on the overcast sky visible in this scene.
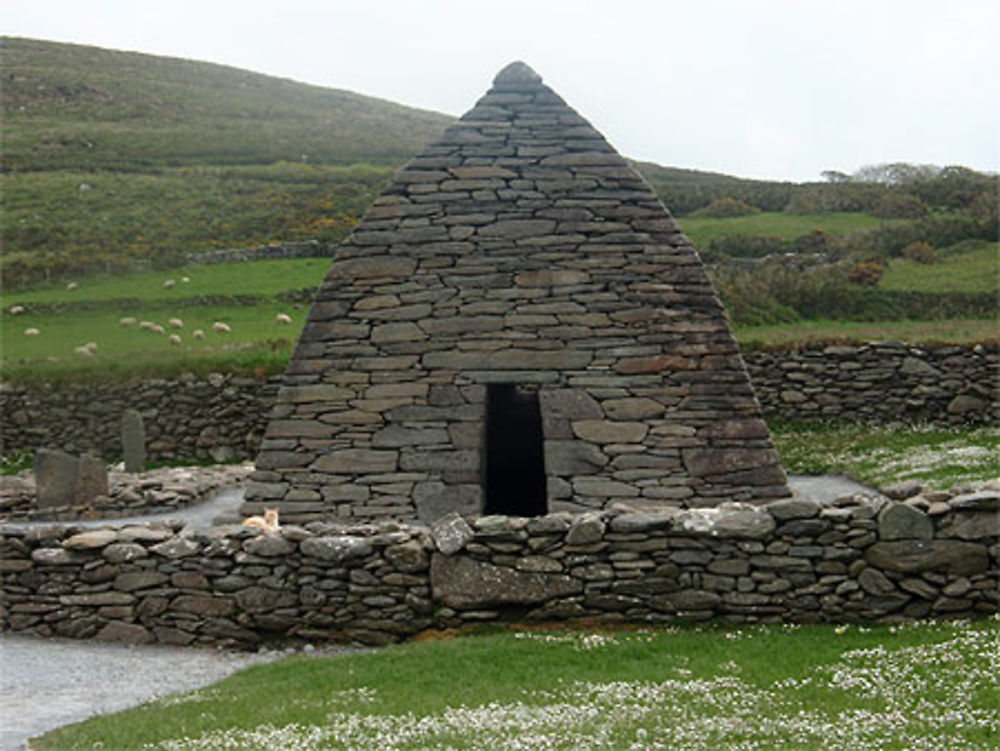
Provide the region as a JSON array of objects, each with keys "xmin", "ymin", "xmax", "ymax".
[{"xmin": 6, "ymin": 0, "xmax": 999, "ymax": 182}]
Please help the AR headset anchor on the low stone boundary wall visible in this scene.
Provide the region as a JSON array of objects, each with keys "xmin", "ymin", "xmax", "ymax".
[
  {"xmin": 1, "ymin": 343, "xmax": 995, "ymax": 466},
  {"xmin": 2, "ymin": 486, "xmax": 995, "ymax": 649},
  {"xmin": 185, "ymin": 240, "xmax": 333, "ymax": 265},
  {"xmin": 0, "ymin": 373, "xmax": 281, "ymax": 464},
  {"xmin": 743, "ymin": 341, "xmax": 998, "ymax": 425}
]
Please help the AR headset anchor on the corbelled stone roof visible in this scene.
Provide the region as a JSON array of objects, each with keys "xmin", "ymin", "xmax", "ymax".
[{"xmin": 247, "ymin": 62, "xmax": 789, "ymax": 524}]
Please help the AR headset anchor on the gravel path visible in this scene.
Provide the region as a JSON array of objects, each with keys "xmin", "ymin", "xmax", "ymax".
[
  {"xmin": 0, "ymin": 634, "xmax": 281, "ymax": 750},
  {"xmin": 0, "ymin": 475, "xmax": 881, "ymax": 749}
]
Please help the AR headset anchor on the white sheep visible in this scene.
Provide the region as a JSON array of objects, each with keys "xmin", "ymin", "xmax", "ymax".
[
  {"xmin": 193, "ymin": 329, "xmax": 205, "ymax": 340},
  {"xmin": 169, "ymin": 334, "xmax": 182, "ymax": 346},
  {"xmin": 119, "ymin": 317, "xmax": 137, "ymax": 327},
  {"xmin": 74, "ymin": 345, "xmax": 93, "ymax": 356},
  {"xmin": 9, "ymin": 305, "xmax": 25, "ymax": 315},
  {"xmin": 168, "ymin": 318, "xmax": 183, "ymax": 329},
  {"xmin": 84, "ymin": 342, "xmax": 98, "ymax": 352},
  {"xmin": 150, "ymin": 324, "xmax": 166, "ymax": 334},
  {"xmin": 24, "ymin": 327, "xmax": 40, "ymax": 336},
  {"xmin": 275, "ymin": 313, "xmax": 293, "ymax": 325},
  {"xmin": 181, "ymin": 276, "xmax": 191, "ymax": 283},
  {"xmin": 66, "ymin": 282, "xmax": 78, "ymax": 291},
  {"xmin": 212, "ymin": 321, "xmax": 231, "ymax": 334},
  {"xmin": 163, "ymin": 279, "xmax": 176, "ymax": 289},
  {"xmin": 139, "ymin": 321, "xmax": 156, "ymax": 331}
]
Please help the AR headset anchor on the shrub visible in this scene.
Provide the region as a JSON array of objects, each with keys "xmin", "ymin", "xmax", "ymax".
[
  {"xmin": 872, "ymin": 192, "xmax": 930, "ymax": 219},
  {"xmin": 846, "ymin": 260, "xmax": 886, "ymax": 286},
  {"xmin": 791, "ymin": 229, "xmax": 830, "ymax": 254},
  {"xmin": 689, "ymin": 197, "xmax": 760, "ymax": 218},
  {"xmin": 901, "ymin": 241, "xmax": 939, "ymax": 264}
]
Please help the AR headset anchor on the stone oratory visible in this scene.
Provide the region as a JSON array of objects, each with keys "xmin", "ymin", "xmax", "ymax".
[{"xmin": 246, "ymin": 62, "xmax": 789, "ymax": 524}]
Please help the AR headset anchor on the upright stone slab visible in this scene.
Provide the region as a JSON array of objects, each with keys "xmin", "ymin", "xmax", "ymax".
[
  {"xmin": 247, "ymin": 61, "xmax": 789, "ymax": 524},
  {"xmin": 121, "ymin": 409, "xmax": 146, "ymax": 473},
  {"xmin": 34, "ymin": 449, "xmax": 108, "ymax": 510},
  {"xmin": 34, "ymin": 449, "xmax": 78, "ymax": 510}
]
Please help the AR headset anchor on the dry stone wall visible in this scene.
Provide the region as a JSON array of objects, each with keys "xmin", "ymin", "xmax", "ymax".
[
  {"xmin": 745, "ymin": 341, "xmax": 998, "ymax": 425},
  {"xmin": 1, "ymin": 340, "xmax": 994, "ymax": 469},
  {"xmin": 0, "ymin": 373, "xmax": 280, "ymax": 465},
  {"xmin": 0, "ymin": 342, "xmax": 994, "ymax": 468},
  {"xmin": 2, "ymin": 485, "xmax": 995, "ymax": 649}
]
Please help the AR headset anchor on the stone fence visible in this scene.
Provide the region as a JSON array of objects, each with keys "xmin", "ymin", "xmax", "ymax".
[
  {"xmin": 0, "ymin": 373, "xmax": 281, "ymax": 465},
  {"xmin": 745, "ymin": 341, "xmax": 997, "ymax": 424},
  {"xmin": 1, "ymin": 485, "xmax": 996, "ymax": 648},
  {"xmin": 184, "ymin": 240, "xmax": 333, "ymax": 265},
  {"xmin": 0, "ymin": 342, "xmax": 995, "ymax": 467}
]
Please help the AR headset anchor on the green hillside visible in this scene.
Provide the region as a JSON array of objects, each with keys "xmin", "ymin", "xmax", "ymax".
[{"xmin": 1, "ymin": 36, "xmax": 454, "ymax": 170}]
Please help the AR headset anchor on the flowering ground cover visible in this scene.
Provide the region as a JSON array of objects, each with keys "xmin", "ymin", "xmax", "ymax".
[
  {"xmin": 34, "ymin": 619, "xmax": 999, "ymax": 750},
  {"xmin": 771, "ymin": 422, "xmax": 1000, "ymax": 489}
]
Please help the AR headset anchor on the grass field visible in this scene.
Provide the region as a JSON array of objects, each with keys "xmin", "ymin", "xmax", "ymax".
[
  {"xmin": 2, "ymin": 257, "xmax": 331, "ymax": 306},
  {"xmin": 32, "ymin": 619, "xmax": 1000, "ymax": 750},
  {"xmin": 881, "ymin": 240, "xmax": 999, "ymax": 294},
  {"xmin": 734, "ymin": 318, "xmax": 999, "ymax": 347},
  {"xmin": 678, "ymin": 212, "xmax": 888, "ymax": 248}
]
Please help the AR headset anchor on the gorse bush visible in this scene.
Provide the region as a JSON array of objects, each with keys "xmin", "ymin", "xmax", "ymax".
[
  {"xmin": 900, "ymin": 241, "xmax": 939, "ymax": 264},
  {"xmin": 846, "ymin": 260, "xmax": 886, "ymax": 286}
]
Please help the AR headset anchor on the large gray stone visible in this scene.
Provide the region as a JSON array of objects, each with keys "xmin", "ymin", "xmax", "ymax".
[
  {"xmin": 431, "ymin": 553, "xmax": 582, "ymax": 608},
  {"xmin": 865, "ymin": 540, "xmax": 989, "ymax": 575},
  {"xmin": 675, "ymin": 503, "xmax": 776, "ymax": 540},
  {"xmin": 430, "ymin": 512, "xmax": 475, "ymax": 555},
  {"xmin": 565, "ymin": 512, "xmax": 605, "ymax": 545},
  {"xmin": 766, "ymin": 498, "xmax": 821, "ymax": 521},
  {"xmin": 878, "ymin": 503, "xmax": 934, "ymax": 540},
  {"xmin": 300, "ymin": 536, "xmax": 373, "ymax": 563}
]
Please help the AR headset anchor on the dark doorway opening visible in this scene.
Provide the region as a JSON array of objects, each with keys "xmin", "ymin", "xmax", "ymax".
[{"xmin": 484, "ymin": 384, "xmax": 547, "ymax": 516}]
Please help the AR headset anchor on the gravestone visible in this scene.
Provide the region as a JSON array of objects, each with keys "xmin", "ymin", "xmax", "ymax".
[
  {"xmin": 34, "ymin": 448, "xmax": 108, "ymax": 509},
  {"xmin": 121, "ymin": 409, "xmax": 146, "ymax": 473}
]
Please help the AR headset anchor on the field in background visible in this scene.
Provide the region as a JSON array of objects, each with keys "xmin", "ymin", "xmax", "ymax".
[
  {"xmin": 33, "ymin": 620, "xmax": 999, "ymax": 750},
  {"xmin": 679, "ymin": 211, "xmax": 887, "ymax": 248},
  {"xmin": 880, "ymin": 240, "xmax": 998, "ymax": 294}
]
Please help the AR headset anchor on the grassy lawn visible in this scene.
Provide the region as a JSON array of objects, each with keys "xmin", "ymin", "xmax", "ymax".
[
  {"xmin": 33, "ymin": 620, "xmax": 999, "ymax": 750},
  {"xmin": 679, "ymin": 212, "xmax": 889, "ymax": 249},
  {"xmin": 734, "ymin": 318, "xmax": 999, "ymax": 348},
  {"xmin": 880, "ymin": 240, "xmax": 999, "ymax": 294},
  {"xmin": 2, "ymin": 257, "xmax": 331, "ymax": 307},
  {"xmin": 771, "ymin": 421, "xmax": 1000, "ymax": 488}
]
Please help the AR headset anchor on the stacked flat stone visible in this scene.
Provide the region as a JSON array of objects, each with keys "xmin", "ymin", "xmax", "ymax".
[
  {"xmin": 247, "ymin": 61, "xmax": 788, "ymax": 523},
  {"xmin": 2, "ymin": 486, "xmax": 996, "ymax": 649}
]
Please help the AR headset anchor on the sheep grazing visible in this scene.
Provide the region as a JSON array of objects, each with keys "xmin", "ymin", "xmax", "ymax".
[
  {"xmin": 119, "ymin": 317, "xmax": 138, "ymax": 327},
  {"xmin": 169, "ymin": 334, "xmax": 182, "ymax": 346},
  {"xmin": 84, "ymin": 342, "xmax": 98, "ymax": 352},
  {"xmin": 212, "ymin": 321, "xmax": 231, "ymax": 334},
  {"xmin": 168, "ymin": 318, "xmax": 184, "ymax": 329},
  {"xmin": 275, "ymin": 313, "xmax": 293, "ymax": 325},
  {"xmin": 150, "ymin": 324, "xmax": 166, "ymax": 334},
  {"xmin": 139, "ymin": 321, "xmax": 156, "ymax": 331},
  {"xmin": 73, "ymin": 345, "xmax": 93, "ymax": 356},
  {"xmin": 181, "ymin": 276, "xmax": 191, "ymax": 283},
  {"xmin": 163, "ymin": 279, "xmax": 176, "ymax": 289},
  {"xmin": 24, "ymin": 327, "xmax": 40, "ymax": 336},
  {"xmin": 9, "ymin": 305, "xmax": 25, "ymax": 315},
  {"xmin": 66, "ymin": 282, "xmax": 79, "ymax": 291},
  {"xmin": 193, "ymin": 329, "xmax": 205, "ymax": 340}
]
